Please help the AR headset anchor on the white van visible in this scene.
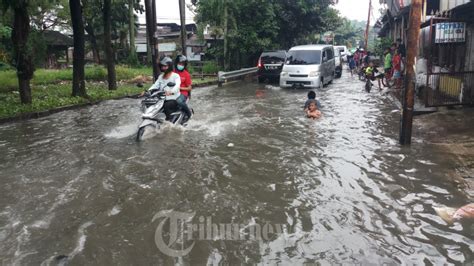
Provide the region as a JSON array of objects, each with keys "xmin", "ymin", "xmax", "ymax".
[
  {"xmin": 334, "ymin": 45, "xmax": 348, "ymax": 61},
  {"xmin": 279, "ymin": 45, "xmax": 336, "ymax": 89}
]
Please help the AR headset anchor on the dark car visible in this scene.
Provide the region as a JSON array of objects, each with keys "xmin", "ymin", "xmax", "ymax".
[{"xmin": 257, "ymin": 50, "xmax": 287, "ymax": 83}]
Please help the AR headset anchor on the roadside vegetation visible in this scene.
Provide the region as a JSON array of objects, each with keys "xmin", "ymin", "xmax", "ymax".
[{"xmin": 0, "ymin": 66, "xmax": 216, "ymax": 119}]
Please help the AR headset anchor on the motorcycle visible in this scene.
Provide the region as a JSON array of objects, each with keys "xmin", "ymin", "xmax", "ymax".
[{"xmin": 136, "ymin": 82, "xmax": 192, "ymax": 141}]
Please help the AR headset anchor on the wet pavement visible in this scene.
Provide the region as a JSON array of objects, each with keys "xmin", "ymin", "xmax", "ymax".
[{"xmin": 0, "ymin": 70, "xmax": 473, "ymax": 265}]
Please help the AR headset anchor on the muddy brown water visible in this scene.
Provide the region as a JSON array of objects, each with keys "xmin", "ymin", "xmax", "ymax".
[{"xmin": 0, "ymin": 71, "xmax": 472, "ymax": 265}]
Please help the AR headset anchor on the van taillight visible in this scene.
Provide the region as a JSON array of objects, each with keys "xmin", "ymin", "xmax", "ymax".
[{"xmin": 257, "ymin": 58, "xmax": 263, "ymax": 68}]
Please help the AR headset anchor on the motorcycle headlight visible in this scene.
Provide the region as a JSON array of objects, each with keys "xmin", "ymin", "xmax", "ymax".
[
  {"xmin": 309, "ymin": 71, "xmax": 319, "ymax": 77},
  {"xmin": 280, "ymin": 71, "xmax": 288, "ymax": 77}
]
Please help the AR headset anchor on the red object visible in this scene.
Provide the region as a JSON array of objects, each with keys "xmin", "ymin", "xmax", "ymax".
[
  {"xmin": 393, "ymin": 54, "xmax": 401, "ymax": 71},
  {"xmin": 174, "ymin": 69, "xmax": 192, "ymax": 97},
  {"xmin": 257, "ymin": 58, "xmax": 263, "ymax": 69}
]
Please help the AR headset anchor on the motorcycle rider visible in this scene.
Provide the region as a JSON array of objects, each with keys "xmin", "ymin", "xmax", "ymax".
[
  {"xmin": 146, "ymin": 56, "xmax": 181, "ymax": 120},
  {"xmin": 174, "ymin": 55, "xmax": 193, "ymax": 121}
]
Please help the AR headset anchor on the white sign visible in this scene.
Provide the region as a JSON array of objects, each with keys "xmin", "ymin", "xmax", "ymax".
[
  {"xmin": 158, "ymin": 43, "xmax": 177, "ymax": 52},
  {"xmin": 435, "ymin": 22, "xmax": 466, "ymax": 43}
]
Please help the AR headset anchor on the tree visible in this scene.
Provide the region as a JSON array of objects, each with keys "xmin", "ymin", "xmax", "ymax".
[
  {"xmin": 127, "ymin": 0, "xmax": 138, "ymax": 66},
  {"xmin": 103, "ymin": 0, "xmax": 116, "ymax": 90},
  {"xmin": 69, "ymin": 0, "xmax": 87, "ymax": 97},
  {"xmin": 333, "ymin": 19, "xmax": 365, "ymax": 47},
  {"xmin": 194, "ymin": 0, "xmax": 339, "ymax": 69},
  {"xmin": 2, "ymin": 0, "xmax": 34, "ymax": 104},
  {"xmin": 82, "ymin": 0, "xmax": 142, "ymax": 65}
]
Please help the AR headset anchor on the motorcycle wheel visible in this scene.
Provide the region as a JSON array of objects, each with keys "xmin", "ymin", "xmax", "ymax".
[
  {"xmin": 136, "ymin": 127, "xmax": 146, "ymax": 141},
  {"xmin": 136, "ymin": 124, "xmax": 156, "ymax": 142}
]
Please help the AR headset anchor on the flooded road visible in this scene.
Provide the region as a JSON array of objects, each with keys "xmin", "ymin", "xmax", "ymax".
[{"xmin": 0, "ymin": 70, "xmax": 473, "ymax": 264}]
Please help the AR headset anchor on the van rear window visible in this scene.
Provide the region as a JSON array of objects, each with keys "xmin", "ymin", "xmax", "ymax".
[
  {"xmin": 260, "ymin": 52, "xmax": 286, "ymax": 64},
  {"xmin": 286, "ymin": 50, "xmax": 321, "ymax": 65}
]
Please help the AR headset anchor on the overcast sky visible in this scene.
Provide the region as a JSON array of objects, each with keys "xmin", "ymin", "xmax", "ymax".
[
  {"xmin": 334, "ymin": 0, "xmax": 383, "ymax": 24},
  {"xmin": 139, "ymin": 0, "xmax": 382, "ymax": 25}
]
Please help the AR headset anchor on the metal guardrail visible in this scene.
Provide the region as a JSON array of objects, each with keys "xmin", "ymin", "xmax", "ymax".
[{"xmin": 218, "ymin": 67, "xmax": 258, "ymax": 86}]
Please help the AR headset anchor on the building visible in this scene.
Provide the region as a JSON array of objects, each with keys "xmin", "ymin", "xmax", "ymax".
[
  {"xmin": 134, "ymin": 23, "xmax": 206, "ymax": 61},
  {"xmin": 378, "ymin": 0, "xmax": 474, "ymax": 107}
]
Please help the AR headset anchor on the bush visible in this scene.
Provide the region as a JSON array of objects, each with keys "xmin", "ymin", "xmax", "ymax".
[
  {"xmin": 0, "ymin": 61, "xmax": 13, "ymax": 71},
  {"xmin": 202, "ymin": 61, "xmax": 219, "ymax": 74}
]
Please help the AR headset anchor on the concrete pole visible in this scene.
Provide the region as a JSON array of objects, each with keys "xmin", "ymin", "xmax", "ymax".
[
  {"xmin": 179, "ymin": 0, "xmax": 187, "ymax": 56},
  {"xmin": 400, "ymin": 0, "xmax": 423, "ymax": 145}
]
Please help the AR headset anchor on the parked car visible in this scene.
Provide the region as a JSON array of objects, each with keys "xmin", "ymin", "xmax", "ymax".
[
  {"xmin": 257, "ymin": 50, "xmax": 287, "ymax": 83},
  {"xmin": 279, "ymin": 45, "xmax": 335, "ymax": 89},
  {"xmin": 334, "ymin": 45, "xmax": 349, "ymax": 61},
  {"xmin": 334, "ymin": 48, "xmax": 342, "ymax": 78}
]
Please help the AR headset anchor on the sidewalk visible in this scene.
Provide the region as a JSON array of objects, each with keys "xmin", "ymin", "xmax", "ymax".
[{"xmin": 412, "ymin": 107, "xmax": 474, "ymax": 199}]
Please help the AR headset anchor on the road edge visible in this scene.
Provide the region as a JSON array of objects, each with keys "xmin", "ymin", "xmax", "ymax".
[{"xmin": 0, "ymin": 81, "xmax": 218, "ymax": 124}]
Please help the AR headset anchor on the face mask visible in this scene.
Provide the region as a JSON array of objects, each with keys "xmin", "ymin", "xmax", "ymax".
[{"xmin": 177, "ymin": 65, "xmax": 185, "ymax": 71}]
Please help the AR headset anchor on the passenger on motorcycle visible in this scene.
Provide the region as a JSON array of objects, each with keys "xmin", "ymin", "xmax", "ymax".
[
  {"xmin": 174, "ymin": 55, "xmax": 193, "ymax": 120},
  {"xmin": 365, "ymin": 61, "xmax": 382, "ymax": 90},
  {"xmin": 148, "ymin": 57, "xmax": 182, "ymax": 120}
]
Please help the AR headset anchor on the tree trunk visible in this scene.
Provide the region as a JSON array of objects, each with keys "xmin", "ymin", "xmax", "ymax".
[
  {"xmin": 179, "ymin": 0, "xmax": 187, "ymax": 55},
  {"xmin": 103, "ymin": 0, "xmax": 117, "ymax": 90},
  {"xmin": 85, "ymin": 24, "xmax": 101, "ymax": 64},
  {"xmin": 128, "ymin": 0, "xmax": 136, "ymax": 55},
  {"xmin": 223, "ymin": 0, "xmax": 229, "ymax": 71},
  {"xmin": 12, "ymin": 5, "xmax": 33, "ymax": 104},
  {"xmin": 70, "ymin": 0, "xmax": 87, "ymax": 97},
  {"xmin": 145, "ymin": 0, "xmax": 159, "ymax": 80}
]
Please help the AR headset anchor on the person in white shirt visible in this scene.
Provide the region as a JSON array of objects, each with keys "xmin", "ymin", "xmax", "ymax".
[
  {"xmin": 148, "ymin": 57, "xmax": 181, "ymax": 100},
  {"xmin": 143, "ymin": 57, "xmax": 182, "ymax": 120}
]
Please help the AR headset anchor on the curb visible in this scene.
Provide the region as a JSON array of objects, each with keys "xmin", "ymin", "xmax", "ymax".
[
  {"xmin": 0, "ymin": 81, "xmax": 218, "ymax": 124},
  {"xmin": 385, "ymin": 90, "xmax": 437, "ymax": 116}
]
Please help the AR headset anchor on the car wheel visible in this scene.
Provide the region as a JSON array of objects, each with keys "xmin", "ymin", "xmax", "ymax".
[
  {"xmin": 258, "ymin": 77, "xmax": 265, "ymax": 83},
  {"xmin": 319, "ymin": 78, "xmax": 324, "ymax": 89}
]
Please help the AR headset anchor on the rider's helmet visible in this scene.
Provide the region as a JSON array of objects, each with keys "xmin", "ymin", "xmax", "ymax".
[
  {"xmin": 175, "ymin": 55, "xmax": 188, "ymax": 71},
  {"xmin": 159, "ymin": 56, "xmax": 174, "ymax": 74}
]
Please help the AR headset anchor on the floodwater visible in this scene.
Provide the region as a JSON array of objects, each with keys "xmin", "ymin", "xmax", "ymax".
[{"xmin": 0, "ymin": 71, "xmax": 472, "ymax": 265}]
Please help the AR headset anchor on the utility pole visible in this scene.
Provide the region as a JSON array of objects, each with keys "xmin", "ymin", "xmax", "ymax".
[
  {"xmin": 179, "ymin": 0, "xmax": 187, "ymax": 56},
  {"xmin": 400, "ymin": 0, "xmax": 423, "ymax": 145},
  {"xmin": 364, "ymin": 0, "xmax": 371, "ymax": 50},
  {"xmin": 145, "ymin": 0, "xmax": 159, "ymax": 80},
  {"xmin": 223, "ymin": 0, "xmax": 229, "ymax": 71}
]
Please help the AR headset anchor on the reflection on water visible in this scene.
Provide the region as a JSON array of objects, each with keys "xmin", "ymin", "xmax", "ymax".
[{"xmin": 0, "ymin": 72, "xmax": 472, "ymax": 264}]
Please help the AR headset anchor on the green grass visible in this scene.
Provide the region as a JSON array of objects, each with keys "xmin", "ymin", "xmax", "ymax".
[
  {"xmin": 0, "ymin": 73, "xmax": 217, "ymax": 119},
  {"xmin": 0, "ymin": 65, "xmax": 153, "ymax": 92},
  {"xmin": 0, "ymin": 83, "xmax": 144, "ymax": 119}
]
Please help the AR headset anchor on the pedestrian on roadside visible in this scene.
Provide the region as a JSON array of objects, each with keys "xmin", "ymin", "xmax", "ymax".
[
  {"xmin": 354, "ymin": 49, "xmax": 361, "ymax": 68},
  {"xmin": 390, "ymin": 43, "xmax": 397, "ymax": 55},
  {"xmin": 392, "ymin": 49, "xmax": 402, "ymax": 89},
  {"xmin": 396, "ymin": 38, "xmax": 406, "ymax": 58},
  {"xmin": 384, "ymin": 48, "xmax": 392, "ymax": 76},
  {"xmin": 348, "ymin": 55, "xmax": 356, "ymax": 77},
  {"xmin": 363, "ymin": 51, "xmax": 371, "ymax": 67}
]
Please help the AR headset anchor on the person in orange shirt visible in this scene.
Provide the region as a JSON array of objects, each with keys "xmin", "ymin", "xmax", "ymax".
[
  {"xmin": 174, "ymin": 55, "xmax": 193, "ymax": 120},
  {"xmin": 392, "ymin": 49, "xmax": 402, "ymax": 89}
]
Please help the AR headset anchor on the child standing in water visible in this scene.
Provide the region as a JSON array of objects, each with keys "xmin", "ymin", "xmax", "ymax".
[
  {"xmin": 304, "ymin": 91, "xmax": 321, "ymax": 110},
  {"xmin": 306, "ymin": 101, "xmax": 321, "ymax": 119}
]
